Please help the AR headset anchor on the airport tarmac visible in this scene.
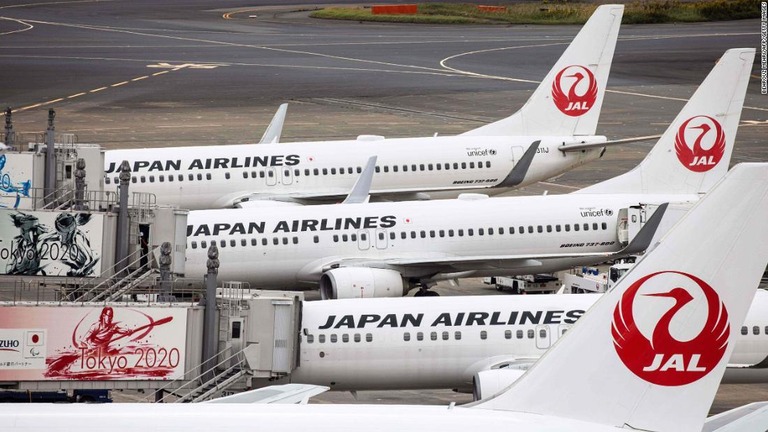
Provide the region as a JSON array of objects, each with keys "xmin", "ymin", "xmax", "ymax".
[{"xmin": 3, "ymin": 0, "xmax": 768, "ymax": 415}]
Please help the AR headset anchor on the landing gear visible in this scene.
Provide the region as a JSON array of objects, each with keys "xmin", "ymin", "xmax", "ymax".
[{"xmin": 414, "ymin": 289, "xmax": 439, "ymax": 297}]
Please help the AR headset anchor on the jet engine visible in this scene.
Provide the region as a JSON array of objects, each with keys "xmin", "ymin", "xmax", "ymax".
[
  {"xmin": 472, "ymin": 369, "xmax": 528, "ymax": 401},
  {"xmin": 319, "ymin": 268, "xmax": 406, "ymax": 300}
]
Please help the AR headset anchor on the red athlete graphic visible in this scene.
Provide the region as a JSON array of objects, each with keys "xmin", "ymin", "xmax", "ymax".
[
  {"xmin": 551, "ymin": 65, "xmax": 598, "ymax": 117},
  {"xmin": 612, "ymin": 271, "xmax": 729, "ymax": 386},
  {"xmin": 674, "ymin": 115, "xmax": 726, "ymax": 172}
]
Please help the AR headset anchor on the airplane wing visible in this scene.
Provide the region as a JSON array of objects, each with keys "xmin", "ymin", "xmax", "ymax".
[
  {"xmin": 702, "ymin": 402, "xmax": 768, "ymax": 432},
  {"xmin": 204, "ymin": 384, "xmax": 328, "ymax": 404}
]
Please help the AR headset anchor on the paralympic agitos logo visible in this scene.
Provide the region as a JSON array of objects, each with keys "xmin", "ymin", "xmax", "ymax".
[
  {"xmin": 551, "ymin": 65, "xmax": 597, "ymax": 117},
  {"xmin": 612, "ymin": 271, "xmax": 729, "ymax": 386},
  {"xmin": 674, "ymin": 115, "xmax": 726, "ymax": 172}
]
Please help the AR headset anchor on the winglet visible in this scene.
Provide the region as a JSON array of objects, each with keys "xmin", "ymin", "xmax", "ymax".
[
  {"xmin": 259, "ymin": 103, "xmax": 288, "ymax": 144},
  {"xmin": 473, "ymin": 163, "xmax": 768, "ymax": 432},
  {"xmin": 342, "ymin": 156, "xmax": 376, "ymax": 204}
]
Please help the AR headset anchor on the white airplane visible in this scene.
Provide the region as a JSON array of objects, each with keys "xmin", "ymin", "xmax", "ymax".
[
  {"xmin": 290, "ymin": 289, "xmax": 768, "ymax": 395},
  {"xmin": 104, "ymin": 5, "xmax": 624, "ymax": 209},
  {"xmin": 183, "ymin": 48, "xmax": 755, "ymax": 298},
  {"xmin": 8, "ymin": 162, "xmax": 768, "ymax": 432}
]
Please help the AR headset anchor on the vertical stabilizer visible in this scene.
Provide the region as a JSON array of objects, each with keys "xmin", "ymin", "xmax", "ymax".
[
  {"xmin": 474, "ymin": 163, "xmax": 768, "ymax": 432},
  {"xmin": 577, "ymin": 48, "xmax": 755, "ymax": 195},
  {"xmin": 461, "ymin": 5, "xmax": 623, "ymax": 137}
]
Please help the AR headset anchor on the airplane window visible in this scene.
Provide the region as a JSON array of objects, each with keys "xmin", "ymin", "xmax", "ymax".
[
  {"xmin": 284, "ymin": 169, "xmax": 290, "ymax": 177},
  {"xmin": 357, "ymin": 167, "xmax": 362, "ymax": 174},
  {"xmin": 351, "ymin": 234, "xmax": 357, "ymax": 241},
  {"xmin": 242, "ymin": 172, "xmax": 248, "ymax": 179},
  {"xmin": 225, "ymin": 173, "xmax": 230, "ymax": 180},
  {"xmin": 403, "ymin": 332, "xmax": 410, "ymax": 342},
  {"xmin": 537, "ymin": 226, "xmax": 543, "ymax": 233},
  {"xmin": 428, "ymin": 164, "xmax": 433, "ymax": 171},
  {"xmin": 282, "ymin": 237, "xmax": 288, "ymax": 245},
  {"xmin": 540, "ymin": 329, "xmax": 547, "ymax": 338},
  {"xmin": 439, "ymin": 230, "xmax": 445, "ymax": 237},
  {"xmin": 390, "ymin": 232, "xmax": 396, "ymax": 240},
  {"xmin": 306, "ymin": 335, "xmax": 314, "ymax": 344},
  {"xmin": 379, "ymin": 233, "xmax": 385, "ymax": 240},
  {"xmin": 342, "ymin": 234, "xmax": 348, "ymax": 242},
  {"xmin": 420, "ymin": 231, "xmax": 426, "ymax": 239},
  {"xmin": 454, "ymin": 331, "xmax": 461, "ymax": 340},
  {"xmin": 384, "ymin": 166, "xmax": 389, "ymax": 173},
  {"xmin": 191, "ymin": 241, "xmax": 197, "ymax": 249},
  {"xmin": 339, "ymin": 167, "xmax": 346, "ymax": 175},
  {"xmin": 267, "ymin": 171, "xmax": 274, "ymax": 178},
  {"xmin": 159, "ymin": 175, "xmax": 165, "ymax": 182},
  {"xmin": 354, "ymin": 334, "xmax": 361, "ymax": 343},
  {"xmin": 273, "ymin": 238, "xmax": 279, "ymax": 245},
  {"xmin": 251, "ymin": 171, "xmax": 257, "ymax": 178},
  {"xmin": 220, "ymin": 240, "xmax": 226, "ymax": 247},
  {"xmin": 498, "ymin": 227, "xmax": 504, "ymax": 235},
  {"xmin": 260, "ymin": 171, "xmax": 266, "ymax": 178},
  {"xmin": 488, "ymin": 228, "xmax": 494, "ymax": 235},
  {"xmin": 295, "ymin": 169, "xmax": 300, "ymax": 176},
  {"xmin": 602, "ymin": 222, "xmax": 608, "ymax": 230},
  {"xmin": 556, "ymin": 225, "xmax": 561, "ymax": 232},
  {"xmin": 205, "ymin": 173, "xmax": 211, "ymax": 180},
  {"xmin": 313, "ymin": 235, "xmax": 319, "ymax": 244},
  {"xmin": 561, "ymin": 328, "xmax": 568, "ymax": 336},
  {"xmin": 461, "ymin": 162, "xmax": 467, "ymax": 169},
  {"xmin": 230, "ymin": 240, "xmax": 236, "ymax": 247},
  {"xmin": 754, "ymin": 326, "xmax": 760, "ymax": 335},
  {"xmin": 765, "ymin": 326, "xmax": 768, "ymax": 335},
  {"xmin": 565, "ymin": 224, "xmax": 571, "ymax": 232},
  {"xmin": 331, "ymin": 168, "xmax": 337, "ymax": 175},
  {"xmin": 583, "ymin": 223, "xmax": 589, "ymax": 231},
  {"xmin": 410, "ymin": 231, "xmax": 416, "ymax": 239},
  {"xmin": 417, "ymin": 332, "xmax": 424, "ymax": 341},
  {"xmin": 516, "ymin": 330, "xmax": 523, "ymax": 339},
  {"xmin": 546, "ymin": 225, "xmax": 552, "ymax": 233},
  {"xmin": 201, "ymin": 241, "xmax": 207, "ymax": 249},
  {"xmin": 140, "ymin": 176, "xmax": 146, "ymax": 183},
  {"xmin": 469, "ymin": 162, "xmax": 475, "ymax": 169},
  {"xmin": 593, "ymin": 223, "xmax": 598, "ymax": 230},
  {"xmin": 453, "ymin": 163, "xmax": 459, "ymax": 170},
  {"xmin": 330, "ymin": 334, "xmax": 337, "ymax": 343},
  {"xmin": 292, "ymin": 237, "xmax": 298, "ymax": 245},
  {"xmin": 528, "ymin": 329, "xmax": 534, "ymax": 339},
  {"xmin": 305, "ymin": 169, "xmax": 310, "ymax": 176},
  {"xmin": 366, "ymin": 333, "xmax": 372, "ymax": 342},
  {"xmin": 168, "ymin": 175, "xmax": 173, "ymax": 182},
  {"xmin": 505, "ymin": 330, "xmax": 512, "ymax": 339},
  {"xmin": 401, "ymin": 232, "xmax": 407, "ymax": 240},
  {"xmin": 313, "ymin": 169, "xmax": 319, "ymax": 176},
  {"xmin": 342, "ymin": 334, "xmax": 349, "ymax": 343},
  {"xmin": 333, "ymin": 235, "xmax": 339, "ymax": 243},
  {"xmin": 348, "ymin": 167, "xmax": 353, "ymax": 174},
  {"xmin": 429, "ymin": 231, "xmax": 435, "ymax": 238},
  {"xmin": 262, "ymin": 239, "xmax": 268, "ymax": 246},
  {"xmin": 419, "ymin": 164, "xmax": 425, "ymax": 171},
  {"xmin": 520, "ymin": 226, "xmax": 526, "ymax": 234},
  {"xmin": 485, "ymin": 161, "xmax": 491, "ymax": 168},
  {"xmin": 468, "ymin": 229, "xmax": 474, "ymax": 236},
  {"xmin": 442, "ymin": 331, "xmax": 449, "ymax": 341},
  {"xmin": 478, "ymin": 228, "xmax": 484, "ymax": 236},
  {"xmin": 393, "ymin": 165, "xmax": 398, "ymax": 172},
  {"xmin": 403, "ymin": 165, "xmax": 408, "ymax": 172},
  {"xmin": 411, "ymin": 164, "xmax": 417, "ymax": 171},
  {"xmin": 574, "ymin": 224, "xmax": 580, "ymax": 232},
  {"xmin": 319, "ymin": 335, "xmax": 326, "ymax": 343},
  {"xmin": 375, "ymin": 166, "xmax": 380, "ymax": 173},
  {"xmin": 322, "ymin": 168, "xmax": 328, "ymax": 175},
  {"xmin": 436, "ymin": 164, "xmax": 441, "ymax": 171},
  {"xmin": 240, "ymin": 239, "xmax": 246, "ymax": 247},
  {"xmin": 430, "ymin": 332, "xmax": 437, "ymax": 341},
  {"xmin": 361, "ymin": 233, "xmax": 367, "ymax": 241},
  {"xmin": 105, "ymin": 177, "xmax": 111, "ymax": 184},
  {"xmin": 480, "ymin": 331, "xmax": 487, "ymax": 340},
  {"xmin": 197, "ymin": 173, "xmax": 203, "ymax": 181},
  {"xmin": 528, "ymin": 226, "xmax": 534, "ymax": 234},
  {"xmin": 251, "ymin": 239, "xmax": 257, "ymax": 246},
  {"xmin": 458, "ymin": 229, "xmax": 464, "ymax": 237},
  {"xmin": 114, "ymin": 177, "xmax": 119, "ymax": 183}
]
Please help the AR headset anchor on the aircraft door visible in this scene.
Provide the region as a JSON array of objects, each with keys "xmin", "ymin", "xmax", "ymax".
[
  {"xmin": 357, "ymin": 229, "xmax": 370, "ymax": 250},
  {"xmin": 266, "ymin": 168, "xmax": 277, "ymax": 186},
  {"xmin": 535, "ymin": 325, "xmax": 551, "ymax": 349},
  {"xmin": 375, "ymin": 229, "xmax": 388, "ymax": 250},
  {"xmin": 281, "ymin": 167, "xmax": 293, "ymax": 185}
]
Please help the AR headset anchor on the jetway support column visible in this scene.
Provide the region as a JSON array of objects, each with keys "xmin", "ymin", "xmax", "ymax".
[
  {"xmin": 4, "ymin": 107, "xmax": 14, "ymax": 149},
  {"xmin": 201, "ymin": 244, "xmax": 219, "ymax": 382},
  {"xmin": 114, "ymin": 161, "xmax": 131, "ymax": 275},
  {"xmin": 44, "ymin": 109, "xmax": 56, "ymax": 206}
]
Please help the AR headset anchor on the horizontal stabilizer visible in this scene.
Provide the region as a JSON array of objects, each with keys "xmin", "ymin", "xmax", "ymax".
[
  {"xmin": 559, "ymin": 134, "xmax": 661, "ymax": 152},
  {"xmin": 703, "ymin": 402, "xmax": 768, "ymax": 432},
  {"xmin": 205, "ymin": 384, "xmax": 328, "ymax": 404}
]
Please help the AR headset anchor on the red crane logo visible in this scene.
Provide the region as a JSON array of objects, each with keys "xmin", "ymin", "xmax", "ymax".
[
  {"xmin": 674, "ymin": 115, "xmax": 726, "ymax": 172},
  {"xmin": 551, "ymin": 65, "xmax": 598, "ymax": 117},
  {"xmin": 612, "ymin": 271, "xmax": 729, "ymax": 386}
]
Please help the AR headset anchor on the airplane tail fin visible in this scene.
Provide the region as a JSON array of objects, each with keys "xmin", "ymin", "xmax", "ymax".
[
  {"xmin": 473, "ymin": 163, "xmax": 768, "ymax": 432},
  {"xmin": 461, "ymin": 5, "xmax": 623, "ymax": 137},
  {"xmin": 576, "ymin": 48, "xmax": 755, "ymax": 195}
]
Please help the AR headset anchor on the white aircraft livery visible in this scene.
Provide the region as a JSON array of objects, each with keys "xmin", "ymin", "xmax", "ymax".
[
  {"xmin": 7, "ymin": 162, "xmax": 768, "ymax": 432},
  {"xmin": 291, "ymin": 289, "xmax": 768, "ymax": 395},
  {"xmin": 183, "ymin": 48, "xmax": 755, "ymax": 298},
  {"xmin": 104, "ymin": 5, "xmax": 623, "ymax": 209}
]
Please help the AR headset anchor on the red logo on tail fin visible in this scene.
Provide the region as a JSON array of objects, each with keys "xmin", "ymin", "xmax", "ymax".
[
  {"xmin": 612, "ymin": 271, "xmax": 729, "ymax": 386},
  {"xmin": 674, "ymin": 115, "xmax": 726, "ymax": 172},
  {"xmin": 551, "ymin": 65, "xmax": 597, "ymax": 117}
]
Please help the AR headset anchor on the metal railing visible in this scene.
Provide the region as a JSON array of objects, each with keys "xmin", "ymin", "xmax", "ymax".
[{"xmin": 153, "ymin": 346, "xmax": 246, "ymax": 403}]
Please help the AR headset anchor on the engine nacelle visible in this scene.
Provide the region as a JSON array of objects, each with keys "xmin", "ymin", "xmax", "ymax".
[
  {"xmin": 319, "ymin": 268, "xmax": 405, "ymax": 300},
  {"xmin": 472, "ymin": 369, "xmax": 528, "ymax": 401}
]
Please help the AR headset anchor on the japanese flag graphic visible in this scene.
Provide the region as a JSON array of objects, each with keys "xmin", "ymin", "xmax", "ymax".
[{"xmin": 26, "ymin": 330, "xmax": 45, "ymax": 347}]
